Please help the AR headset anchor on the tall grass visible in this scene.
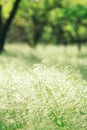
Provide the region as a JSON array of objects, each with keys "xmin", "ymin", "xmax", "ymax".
[{"xmin": 0, "ymin": 44, "xmax": 87, "ymax": 130}]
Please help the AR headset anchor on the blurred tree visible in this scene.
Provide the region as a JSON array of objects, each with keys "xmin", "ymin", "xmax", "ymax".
[
  {"xmin": 0, "ymin": 0, "xmax": 22, "ymax": 52},
  {"xmin": 29, "ymin": 0, "xmax": 48, "ymax": 46},
  {"xmin": 0, "ymin": 0, "xmax": 87, "ymax": 52},
  {"xmin": 29, "ymin": 0, "xmax": 65, "ymax": 46},
  {"xmin": 48, "ymin": 3, "xmax": 87, "ymax": 49},
  {"xmin": 65, "ymin": 5, "xmax": 87, "ymax": 50}
]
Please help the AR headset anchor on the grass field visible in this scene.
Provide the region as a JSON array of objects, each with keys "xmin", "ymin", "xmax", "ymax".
[{"xmin": 0, "ymin": 43, "xmax": 87, "ymax": 130}]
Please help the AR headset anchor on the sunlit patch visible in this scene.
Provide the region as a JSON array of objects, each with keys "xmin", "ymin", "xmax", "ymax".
[{"xmin": 0, "ymin": 44, "xmax": 87, "ymax": 129}]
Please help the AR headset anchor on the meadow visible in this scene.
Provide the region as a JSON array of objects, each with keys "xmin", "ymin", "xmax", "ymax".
[{"xmin": 0, "ymin": 43, "xmax": 87, "ymax": 130}]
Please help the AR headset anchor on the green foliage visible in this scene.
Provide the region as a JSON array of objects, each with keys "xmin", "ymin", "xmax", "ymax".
[
  {"xmin": 1, "ymin": 0, "xmax": 15, "ymax": 18},
  {"xmin": 1, "ymin": 0, "xmax": 87, "ymax": 45},
  {"xmin": 48, "ymin": 8, "xmax": 65, "ymax": 26},
  {"xmin": 65, "ymin": 5, "xmax": 87, "ymax": 20}
]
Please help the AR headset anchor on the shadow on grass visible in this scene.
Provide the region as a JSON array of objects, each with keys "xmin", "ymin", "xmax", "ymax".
[
  {"xmin": 78, "ymin": 53, "xmax": 87, "ymax": 58},
  {"xmin": 77, "ymin": 52, "xmax": 87, "ymax": 81},
  {"xmin": 1, "ymin": 50, "xmax": 18, "ymax": 57},
  {"xmin": 77, "ymin": 65, "xmax": 87, "ymax": 81},
  {"xmin": 26, "ymin": 53, "xmax": 42, "ymax": 64},
  {"xmin": 1, "ymin": 50, "xmax": 42, "ymax": 64}
]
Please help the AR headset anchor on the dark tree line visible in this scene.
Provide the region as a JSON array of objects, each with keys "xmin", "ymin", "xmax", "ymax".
[{"xmin": 0, "ymin": 0, "xmax": 87, "ymax": 52}]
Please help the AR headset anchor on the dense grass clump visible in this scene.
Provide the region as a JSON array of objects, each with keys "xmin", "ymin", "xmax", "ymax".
[{"xmin": 0, "ymin": 44, "xmax": 87, "ymax": 130}]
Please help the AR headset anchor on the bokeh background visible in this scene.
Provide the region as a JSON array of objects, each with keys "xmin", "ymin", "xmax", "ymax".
[{"xmin": 0, "ymin": 0, "xmax": 87, "ymax": 130}]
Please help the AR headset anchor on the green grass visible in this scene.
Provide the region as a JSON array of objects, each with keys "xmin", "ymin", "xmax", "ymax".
[{"xmin": 0, "ymin": 43, "xmax": 87, "ymax": 130}]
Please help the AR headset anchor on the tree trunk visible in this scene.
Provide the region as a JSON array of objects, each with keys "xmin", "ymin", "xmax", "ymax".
[
  {"xmin": 0, "ymin": 0, "xmax": 22, "ymax": 52},
  {"xmin": 32, "ymin": 16, "xmax": 44, "ymax": 47},
  {"xmin": 75, "ymin": 21, "xmax": 81, "ymax": 51},
  {"xmin": 0, "ymin": 5, "xmax": 4, "ymax": 52},
  {"xmin": 33, "ymin": 24, "xmax": 44, "ymax": 47},
  {"xmin": 0, "ymin": 5, "xmax": 3, "ymax": 28}
]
